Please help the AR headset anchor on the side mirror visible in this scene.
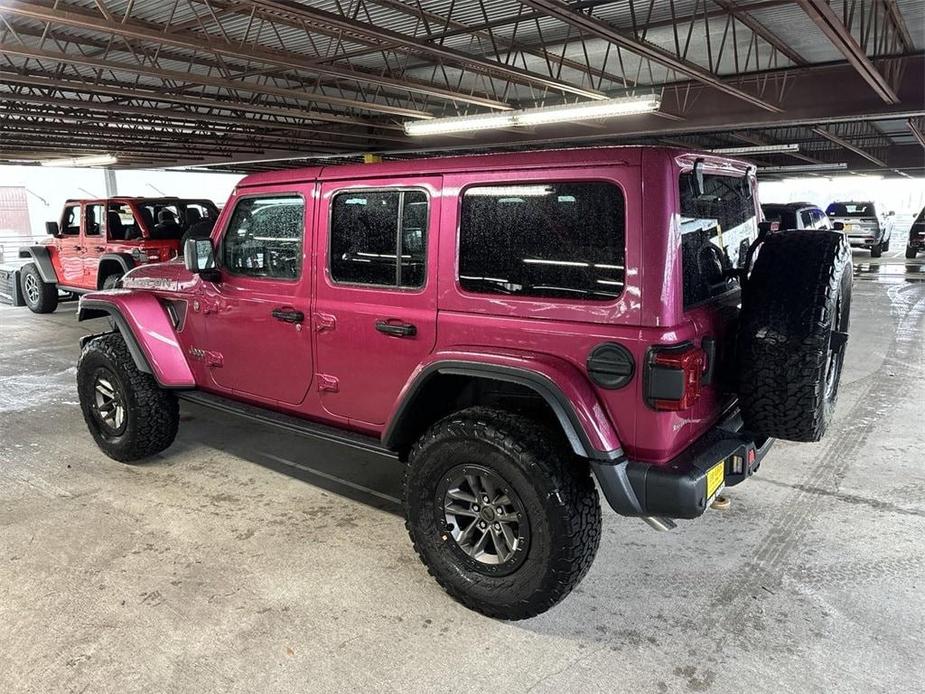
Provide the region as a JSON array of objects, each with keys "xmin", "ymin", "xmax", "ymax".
[
  {"xmin": 833, "ymin": 221, "xmax": 845, "ymax": 231},
  {"xmin": 758, "ymin": 220, "xmax": 779, "ymax": 234},
  {"xmin": 45, "ymin": 221, "xmax": 59, "ymax": 236},
  {"xmin": 888, "ymin": 211, "xmax": 895, "ymax": 216},
  {"xmin": 184, "ymin": 237, "xmax": 220, "ymax": 282}
]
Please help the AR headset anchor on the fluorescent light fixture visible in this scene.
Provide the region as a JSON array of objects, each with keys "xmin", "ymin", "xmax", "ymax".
[
  {"xmin": 711, "ymin": 144, "xmax": 799, "ymax": 155},
  {"xmin": 40, "ymin": 154, "xmax": 118, "ymax": 168},
  {"xmin": 758, "ymin": 163, "xmax": 848, "ymax": 174},
  {"xmin": 514, "ymin": 95, "xmax": 661, "ymax": 126},
  {"xmin": 404, "ymin": 94, "xmax": 661, "ymax": 136},
  {"xmin": 404, "ymin": 112, "xmax": 515, "ymax": 137}
]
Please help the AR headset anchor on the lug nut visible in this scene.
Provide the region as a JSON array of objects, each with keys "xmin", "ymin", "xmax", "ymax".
[
  {"xmin": 471, "ymin": 504, "xmax": 479, "ymax": 512},
  {"xmin": 482, "ymin": 495, "xmax": 490, "ymax": 503},
  {"xmin": 493, "ymin": 523, "xmax": 501, "ymax": 531},
  {"xmin": 478, "ymin": 521, "xmax": 487, "ymax": 529}
]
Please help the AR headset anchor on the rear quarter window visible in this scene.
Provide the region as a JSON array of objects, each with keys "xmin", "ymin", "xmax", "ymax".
[
  {"xmin": 458, "ymin": 181, "xmax": 625, "ymax": 301},
  {"xmin": 679, "ymin": 172, "xmax": 757, "ymax": 308}
]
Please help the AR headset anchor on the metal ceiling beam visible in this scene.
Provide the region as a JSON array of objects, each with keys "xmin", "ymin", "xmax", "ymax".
[
  {"xmin": 908, "ymin": 119, "xmax": 925, "ymax": 150},
  {"xmin": 0, "ymin": 43, "xmax": 423, "ymax": 123},
  {"xmin": 794, "ymin": 0, "xmax": 900, "ymax": 104},
  {"xmin": 710, "ymin": 0, "xmax": 807, "ymax": 66},
  {"xmin": 0, "ymin": 72, "xmax": 410, "ymax": 140},
  {"xmin": 812, "ymin": 127, "xmax": 888, "ymax": 167},
  {"xmin": 0, "ymin": 0, "xmax": 509, "ymax": 110},
  {"xmin": 517, "ymin": 0, "xmax": 782, "ymax": 112},
  {"xmin": 237, "ymin": 0, "xmax": 607, "ymax": 100}
]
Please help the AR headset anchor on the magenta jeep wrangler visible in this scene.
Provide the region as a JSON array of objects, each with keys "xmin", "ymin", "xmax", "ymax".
[{"xmin": 75, "ymin": 147, "xmax": 851, "ymax": 619}]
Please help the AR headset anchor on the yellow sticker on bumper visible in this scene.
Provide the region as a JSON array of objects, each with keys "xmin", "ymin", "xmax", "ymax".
[{"xmin": 706, "ymin": 461, "xmax": 725, "ymax": 499}]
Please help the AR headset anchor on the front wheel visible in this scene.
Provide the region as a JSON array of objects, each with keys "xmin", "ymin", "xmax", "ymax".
[
  {"xmin": 870, "ymin": 243, "xmax": 883, "ymax": 258},
  {"xmin": 404, "ymin": 407, "xmax": 602, "ymax": 620},
  {"xmin": 20, "ymin": 262, "xmax": 58, "ymax": 313},
  {"xmin": 907, "ymin": 246, "xmax": 918, "ymax": 260},
  {"xmin": 77, "ymin": 332, "xmax": 179, "ymax": 462}
]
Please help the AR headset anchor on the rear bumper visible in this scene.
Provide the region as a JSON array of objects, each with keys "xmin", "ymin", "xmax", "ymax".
[{"xmin": 591, "ymin": 410, "xmax": 772, "ymax": 520}]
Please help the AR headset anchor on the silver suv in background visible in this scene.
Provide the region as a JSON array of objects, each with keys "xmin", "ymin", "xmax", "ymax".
[
  {"xmin": 825, "ymin": 201, "xmax": 894, "ymax": 258},
  {"xmin": 761, "ymin": 202, "xmax": 833, "ymax": 231}
]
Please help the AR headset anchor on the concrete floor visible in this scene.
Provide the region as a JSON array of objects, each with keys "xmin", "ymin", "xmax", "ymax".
[{"xmin": 1, "ymin": 251, "xmax": 924, "ymax": 693}]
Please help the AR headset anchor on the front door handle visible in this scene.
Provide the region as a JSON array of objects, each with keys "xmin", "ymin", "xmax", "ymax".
[
  {"xmin": 94, "ymin": 246, "xmax": 106, "ymax": 252},
  {"xmin": 272, "ymin": 308, "xmax": 304, "ymax": 323},
  {"xmin": 375, "ymin": 320, "xmax": 417, "ymax": 337}
]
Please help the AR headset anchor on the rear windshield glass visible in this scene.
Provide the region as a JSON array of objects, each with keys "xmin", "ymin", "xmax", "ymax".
[
  {"xmin": 679, "ymin": 172, "xmax": 757, "ymax": 308},
  {"xmin": 761, "ymin": 205, "xmax": 797, "ymax": 230},
  {"xmin": 826, "ymin": 202, "xmax": 874, "ymax": 218},
  {"xmin": 459, "ymin": 182, "xmax": 625, "ymax": 301},
  {"xmin": 138, "ymin": 200, "xmax": 218, "ymax": 239}
]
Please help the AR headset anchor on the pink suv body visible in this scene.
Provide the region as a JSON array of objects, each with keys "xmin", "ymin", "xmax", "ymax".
[{"xmin": 78, "ymin": 146, "xmax": 769, "ymax": 522}]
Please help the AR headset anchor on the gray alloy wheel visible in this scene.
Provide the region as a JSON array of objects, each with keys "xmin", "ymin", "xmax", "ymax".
[
  {"xmin": 23, "ymin": 271, "xmax": 40, "ymax": 305},
  {"xmin": 91, "ymin": 368, "xmax": 127, "ymax": 435},
  {"xmin": 438, "ymin": 464, "xmax": 530, "ymax": 572}
]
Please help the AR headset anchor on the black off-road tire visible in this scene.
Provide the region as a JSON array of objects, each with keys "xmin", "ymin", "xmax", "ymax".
[
  {"xmin": 870, "ymin": 242, "xmax": 882, "ymax": 258},
  {"xmin": 101, "ymin": 274, "xmax": 121, "ymax": 290},
  {"xmin": 77, "ymin": 332, "xmax": 179, "ymax": 462},
  {"xmin": 404, "ymin": 406, "xmax": 602, "ymax": 620},
  {"xmin": 20, "ymin": 262, "xmax": 58, "ymax": 313},
  {"xmin": 907, "ymin": 246, "xmax": 918, "ymax": 260},
  {"xmin": 737, "ymin": 230, "xmax": 851, "ymax": 442}
]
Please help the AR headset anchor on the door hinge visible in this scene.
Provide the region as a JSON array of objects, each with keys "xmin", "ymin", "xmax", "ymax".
[
  {"xmin": 315, "ymin": 312, "xmax": 336, "ymax": 332},
  {"xmin": 317, "ymin": 373, "xmax": 339, "ymax": 392}
]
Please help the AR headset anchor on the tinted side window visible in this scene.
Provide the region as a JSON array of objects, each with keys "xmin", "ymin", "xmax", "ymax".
[
  {"xmin": 222, "ymin": 196, "xmax": 304, "ymax": 279},
  {"xmin": 800, "ymin": 210, "xmax": 814, "ymax": 229},
  {"xmin": 459, "ymin": 182, "xmax": 625, "ymax": 301},
  {"xmin": 61, "ymin": 205, "xmax": 80, "ymax": 235},
  {"xmin": 330, "ymin": 190, "xmax": 427, "ymax": 288},
  {"xmin": 679, "ymin": 172, "xmax": 756, "ymax": 308},
  {"xmin": 85, "ymin": 203, "xmax": 104, "ymax": 236}
]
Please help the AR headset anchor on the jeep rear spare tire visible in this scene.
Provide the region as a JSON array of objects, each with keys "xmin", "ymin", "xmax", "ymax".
[
  {"xmin": 404, "ymin": 407, "xmax": 602, "ymax": 620},
  {"xmin": 20, "ymin": 262, "xmax": 58, "ymax": 314},
  {"xmin": 737, "ymin": 230, "xmax": 851, "ymax": 442}
]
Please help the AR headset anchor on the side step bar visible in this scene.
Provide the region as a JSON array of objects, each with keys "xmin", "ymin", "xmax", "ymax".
[{"xmin": 177, "ymin": 390, "xmax": 396, "ymax": 458}]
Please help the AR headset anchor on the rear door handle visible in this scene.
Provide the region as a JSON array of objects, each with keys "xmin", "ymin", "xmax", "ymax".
[
  {"xmin": 94, "ymin": 246, "xmax": 106, "ymax": 252},
  {"xmin": 375, "ymin": 320, "xmax": 416, "ymax": 337},
  {"xmin": 272, "ymin": 308, "xmax": 304, "ymax": 323}
]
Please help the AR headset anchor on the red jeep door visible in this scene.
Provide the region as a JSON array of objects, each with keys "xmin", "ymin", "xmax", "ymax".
[
  {"xmin": 53, "ymin": 203, "xmax": 85, "ymax": 286},
  {"xmin": 314, "ymin": 177, "xmax": 440, "ymax": 426},
  {"xmin": 198, "ymin": 186, "xmax": 313, "ymax": 405},
  {"xmin": 83, "ymin": 202, "xmax": 107, "ymax": 286}
]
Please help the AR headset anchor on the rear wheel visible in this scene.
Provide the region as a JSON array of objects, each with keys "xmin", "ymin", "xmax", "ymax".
[
  {"xmin": 77, "ymin": 332, "xmax": 179, "ymax": 462},
  {"xmin": 20, "ymin": 263, "xmax": 58, "ymax": 313},
  {"xmin": 404, "ymin": 407, "xmax": 601, "ymax": 620},
  {"xmin": 907, "ymin": 246, "xmax": 918, "ymax": 260},
  {"xmin": 737, "ymin": 231, "xmax": 851, "ymax": 442},
  {"xmin": 870, "ymin": 243, "xmax": 882, "ymax": 258},
  {"xmin": 101, "ymin": 274, "xmax": 121, "ymax": 290}
]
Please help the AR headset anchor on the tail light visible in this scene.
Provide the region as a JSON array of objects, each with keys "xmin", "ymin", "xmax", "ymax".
[{"xmin": 646, "ymin": 343, "xmax": 706, "ymax": 411}]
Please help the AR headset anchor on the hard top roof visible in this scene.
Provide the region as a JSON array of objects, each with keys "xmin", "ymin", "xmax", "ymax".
[{"xmin": 237, "ymin": 146, "xmax": 746, "ymax": 189}]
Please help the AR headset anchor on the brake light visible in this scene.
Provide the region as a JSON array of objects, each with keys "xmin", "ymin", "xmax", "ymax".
[{"xmin": 647, "ymin": 344, "xmax": 706, "ymax": 411}]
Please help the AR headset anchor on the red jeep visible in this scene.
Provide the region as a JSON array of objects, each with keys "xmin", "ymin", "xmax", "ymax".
[
  {"xmin": 73, "ymin": 148, "xmax": 851, "ymax": 619},
  {"xmin": 18, "ymin": 196, "xmax": 218, "ymax": 313}
]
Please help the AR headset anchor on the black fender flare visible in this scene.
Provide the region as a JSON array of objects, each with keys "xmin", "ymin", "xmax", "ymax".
[
  {"xmin": 382, "ymin": 361, "xmax": 624, "ymax": 462},
  {"xmin": 77, "ymin": 301, "xmax": 153, "ymax": 375},
  {"xmin": 96, "ymin": 253, "xmax": 135, "ymax": 287},
  {"xmin": 18, "ymin": 246, "xmax": 58, "ymax": 284}
]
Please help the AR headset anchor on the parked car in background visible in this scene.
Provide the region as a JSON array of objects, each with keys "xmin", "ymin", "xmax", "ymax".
[
  {"xmin": 905, "ymin": 206, "xmax": 925, "ymax": 259},
  {"xmin": 825, "ymin": 201, "xmax": 894, "ymax": 257},
  {"xmin": 18, "ymin": 196, "xmax": 219, "ymax": 313},
  {"xmin": 761, "ymin": 202, "xmax": 833, "ymax": 231},
  {"xmin": 71, "ymin": 147, "xmax": 852, "ymax": 619}
]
